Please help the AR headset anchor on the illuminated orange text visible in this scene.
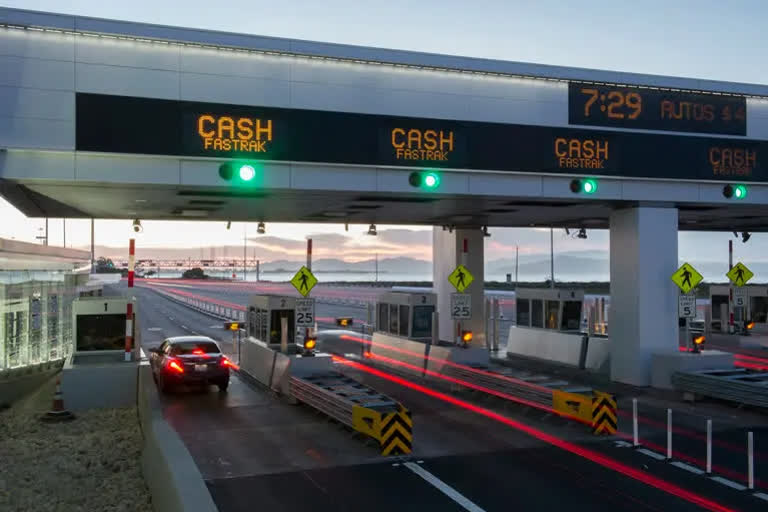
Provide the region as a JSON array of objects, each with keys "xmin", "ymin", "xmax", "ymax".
[
  {"xmin": 709, "ymin": 147, "xmax": 756, "ymax": 176},
  {"xmin": 391, "ymin": 128, "xmax": 454, "ymax": 161},
  {"xmin": 555, "ymin": 137, "xmax": 609, "ymax": 169},
  {"xmin": 661, "ymin": 101, "xmax": 715, "ymax": 122},
  {"xmin": 197, "ymin": 114, "xmax": 273, "ymax": 153}
]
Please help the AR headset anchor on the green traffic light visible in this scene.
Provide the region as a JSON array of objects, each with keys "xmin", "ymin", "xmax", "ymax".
[
  {"xmin": 582, "ymin": 179, "xmax": 598, "ymax": 194},
  {"xmin": 734, "ymin": 184, "xmax": 747, "ymax": 199},
  {"xmin": 423, "ymin": 172, "xmax": 440, "ymax": 189},
  {"xmin": 238, "ymin": 164, "xmax": 256, "ymax": 182}
]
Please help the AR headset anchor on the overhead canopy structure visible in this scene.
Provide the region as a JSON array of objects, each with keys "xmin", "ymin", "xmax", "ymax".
[{"xmin": 1, "ymin": 6, "xmax": 768, "ymax": 231}]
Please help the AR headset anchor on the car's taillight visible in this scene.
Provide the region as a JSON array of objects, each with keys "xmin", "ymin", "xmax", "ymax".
[
  {"xmin": 220, "ymin": 356, "xmax": 239, "ymax": 370},
  {"xmin": 166, "ymin": 358, "xmax": 184, "ymax": 374}
]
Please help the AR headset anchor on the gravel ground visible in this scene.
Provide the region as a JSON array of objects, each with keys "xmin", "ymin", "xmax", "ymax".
[{"xmin": 0, "ymin": 377, "xmax": 153, "ymax": 512}]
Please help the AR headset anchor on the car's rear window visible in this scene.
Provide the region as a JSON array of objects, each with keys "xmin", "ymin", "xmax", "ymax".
[{"xmin": 171, "ymin": 341, "xmax": 220, "ymax": 355}]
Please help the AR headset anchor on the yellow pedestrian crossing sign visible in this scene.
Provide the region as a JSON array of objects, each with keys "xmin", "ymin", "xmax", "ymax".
[
  {"xmin": 448, "ymin": 264, "xmax": 474, "ymax": 292},
  {"xmin": 671, "ymin": 263, "xmax": 703, "ymax": 294},
  {"xmin": 290, "ymin": 266, "xmax": 317, "ymax": 297},
  {"xmin": 726, "ymin": 262, "xmax": 753, "ymax": 287}
]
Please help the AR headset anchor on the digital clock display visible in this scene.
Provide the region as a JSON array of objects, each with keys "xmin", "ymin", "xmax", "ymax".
[{"xmin": 568, "ymin": 83, "xmax": 746, "ymax": 136}]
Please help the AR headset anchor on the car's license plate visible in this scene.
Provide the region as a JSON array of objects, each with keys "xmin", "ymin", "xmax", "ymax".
[{"xmin": 194, "ymin": 364, "xmax": 207, "ymax": 372}]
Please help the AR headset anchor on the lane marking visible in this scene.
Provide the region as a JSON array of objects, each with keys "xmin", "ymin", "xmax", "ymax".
[
  {"xmin": 670, "ymin": 461, "xmax": 704, "ymax": 475},
  {"xmin": 614, "ymin": 440, "xmax": 633, "ymax": 448},
  {"xmin": 709, "ymin": 476, "xmax": 747, "ymax": 491},
  {"xmin": 148, "ymin": 327, "xmax": 163, "ymax": 332},
  {"xmin": 403, "ymin": 462, "xmax": 485, "ymax": 512},
  {"xmin": 637, "ymin": 448, "xmax": 666, "ymax": 461},
  {"xmin": 754, "ymin": 492, "xmax": 768, "ymax": 502}
]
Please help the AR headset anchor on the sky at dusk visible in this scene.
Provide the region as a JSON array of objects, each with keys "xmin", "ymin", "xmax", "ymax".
[{"xmin": 2, "ymin": 1, "xmax": 767, "ymax": 274}]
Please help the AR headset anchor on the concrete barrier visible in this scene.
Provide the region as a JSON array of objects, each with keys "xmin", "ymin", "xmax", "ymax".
[{"xmin": 137, "ymin": 363, "xmax": 218, "ymax": 512}]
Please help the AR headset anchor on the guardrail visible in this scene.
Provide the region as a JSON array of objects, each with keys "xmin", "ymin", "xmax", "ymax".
[{"xmin": 672, "ymin": 368, "xmax": 768, "ymax": 409}]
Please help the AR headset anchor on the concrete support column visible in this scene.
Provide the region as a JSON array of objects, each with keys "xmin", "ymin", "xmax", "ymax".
[
  {"xmin": 609, "ymin": 207, "xmax": 679, "ymax": 386},
  {"xmin": 433, "ymin": 227, "xmax": 485, "ymax": 347}
]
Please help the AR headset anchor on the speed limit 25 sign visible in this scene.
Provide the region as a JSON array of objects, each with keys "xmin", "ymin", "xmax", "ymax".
[
  {"xmin": 451, "ymin": 293, "xmax": 472, "ymax": 319},
  {"xmin": 296, "ymin": 298, "xmax": 315, "ymax": 327}
]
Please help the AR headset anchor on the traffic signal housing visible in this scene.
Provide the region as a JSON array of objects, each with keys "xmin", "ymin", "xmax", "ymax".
[
  {"xmin": 224, "ymin": 322, "xmax": 242, "ymax": 331},
  {"xmin": 570, "ymin": 178, "xmax": 598, "ymax": 194},
  {"xmin": 408, "ymin": 171, "xmax": 441, "ymax": 190},
  {"xmin": 460, "ymin": 330, "xmax": 473, "ymax": 346},
  {"xmin": 219, "ymin": 162, "xmax": 259, "ymax": 184},
  {"xmin": 722, "ymin": 184, "xmax": 747, "ymax": 199}
]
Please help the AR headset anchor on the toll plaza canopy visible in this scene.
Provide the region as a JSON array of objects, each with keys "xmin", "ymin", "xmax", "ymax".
[{"xmin": 2, "ymin": 6, "xmax": 768, "ymax": 231}]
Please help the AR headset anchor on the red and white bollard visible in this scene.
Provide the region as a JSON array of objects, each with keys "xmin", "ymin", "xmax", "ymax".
[{"xmin": 125, "ymin": 238, "xmax": 135, "ymax": 362}]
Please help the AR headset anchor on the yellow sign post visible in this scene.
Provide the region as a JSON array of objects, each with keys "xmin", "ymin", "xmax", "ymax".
[
  {"xmin": 726, "ymin": 262, "xmax": 753, "ymax": 287},
  {"xmin": 448, "ymin": 264, "xmax": 474, "ymax": 292},
  {"xmin": 670, "ymin": 262, "xmax": 703, "ymax": 294},
  {"xmin": 290, "ymin": 266, "xmax": 318, "ymax": 297}
]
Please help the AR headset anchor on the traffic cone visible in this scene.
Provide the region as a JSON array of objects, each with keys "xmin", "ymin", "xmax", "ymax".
[{"xmin": 40, "ymin": 376, "xmax": 75, "ymax": 422}]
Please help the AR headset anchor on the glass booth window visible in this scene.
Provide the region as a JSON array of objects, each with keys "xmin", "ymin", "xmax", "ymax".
[
  {"xmin": 546, "ymin": 300, "xmax": 559, "ymax": 329},
  {"xmin": 712, "ymin": 295, "xmax": 728, "ymax": 320},
  {"xmin": 531, "ymin": 299, "xmax": 544, "ymax": 328},
  {"xmin": 516, "ymin": 299, "xmax": 530, "ymax": 327},
  {"xmin": 399, "ymin": 305, "xmax": 410, "ymax": 337},
  {"xmin": 378, "ymin": 303, "xmax": 388, "ymax": 332},
  {"xmin": 561, "ymin": 301, "xmax": 583, "ymax": 331},
  {"xmin": 751, "ymin": 296, "xmax": 768, "ymax": 323},
  {"xmin": 412, "ymin": 305, "xmax": 434, "ymax": 338},
  {"xmin": 389, "ymin": 304, "xmax": 399, "ymax": 335}
]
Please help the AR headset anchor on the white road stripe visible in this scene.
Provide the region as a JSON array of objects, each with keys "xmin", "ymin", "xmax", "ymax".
[
  {"xmin": 148, "ymin": 327, "xmax": 163, "ymax": 332},
  {"xmin": 754, "ymin": 492, "xmax": 768, "ymax": 502},
  {"xmin": 637, "ymin": 448, "xmax": 666, "ymax": 461},
  {"xmin": 710, "ymin": 476, "xmax": 747, "ymax": 491},
  {"xmin": 404, "ymin": 462, "xmax": 485, "ymax": 512},
  {"xmin": 670, "ymin": 461, "xmax": 704, "ymax": 475}
]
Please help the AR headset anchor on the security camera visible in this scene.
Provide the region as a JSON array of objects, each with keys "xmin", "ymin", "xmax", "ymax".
[{"xmin": 132, "ymin": 219, "xmax": 143, "ymax": 233}]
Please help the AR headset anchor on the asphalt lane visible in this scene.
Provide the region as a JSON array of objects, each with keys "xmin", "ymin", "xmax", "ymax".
[{"xmin": 133, "ymin": 284, "xmax": 763, "ymax": 511}]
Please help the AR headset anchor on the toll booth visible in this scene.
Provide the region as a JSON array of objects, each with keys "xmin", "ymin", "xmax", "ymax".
[
  {"xmin": 709, "ymin": 285, "xmax": 768, "ymax": 334},
  {"xmin": 246, "ymin": 295, "xmax": 297, "ymax": 347},
  {"xmin": 72, "ymin": 296, "xmax": 136, "ymax": 353},
  {"xmin": 507, "ymin": 288, "xmax": 609, "ymax": 371},
  {"xmin": 514, "ymin": 288, "xmax": 584, "ymax": 332},
  {"xmin": 376, "ymin": 291, "xmax": 436, "ymax": 342}
]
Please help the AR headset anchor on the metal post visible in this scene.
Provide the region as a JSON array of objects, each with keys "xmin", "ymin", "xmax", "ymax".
[
  {"xmin": 515, "ymin": 245, "xmax": 519, "ymax": 289},
  {"xmin": 237, "ymin": 329, "xmax": 241, "ymax": 364},
  {"xmin": 432, "ymin": 311, "xmax": 439, "ymax": 346},
  {"xmin": 280, "ymin": 316, "xmax": 288, "ymax": 354},
  {"xmin": 728, "ymin": 239, "xmax": 734, "ymax": 334},
  {"xmin": 232, "ymin": 329, "xmax": 236, "ymax": 357},
  {"xmin": 748, "ymin": 431, "xmax": 754, "ymax": 489},
  {"xmin": 667, "ymin": 409, "xmax": 673, "ymax": 459},
  {"xmin": 307, "ymin": 238, "xmax": 313, "ymax": 271},
  {"xmin": 549, "ymin": 227, "xmax": 554, "ymax": 288},
  {"xmin": 90, "ymin": 218, "xmax": 95, "ymax": 273},
  {"xmin": 256, "ymin": 259, "xmax": 260, "ymax": 282},
  {"xmin": 243, "ymin": 224, "xmax": 247, "ymax": 281},
  {"xmin": 44, "ymin": 217, "xmax": 48, "ymax": 246},
  {"xmin": 125, "ymin": 238, "xmax": 135, "ymax": 362},
  {"xmin": 485, "ymin": 298, "xmax": 491, "ymax": 350},
  {"xmin": 63, "ymin": 218, "xmax": 66, "ymax": 248},
  {"xmin": 493, "ymin": 298, "xmax": 500, "ymax": 351},
  {"xmin": 632, "ymin": 399, "xmax": 639, "ymax": 447},
  {"xmin": 706, "ymin": 419, "xmax": 712, "ymax": 474}
]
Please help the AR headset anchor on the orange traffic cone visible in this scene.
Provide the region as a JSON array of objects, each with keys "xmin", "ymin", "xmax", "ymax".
[{"xmin": 40, "ymin": 376, "xmax": 75, "ymax": 422}]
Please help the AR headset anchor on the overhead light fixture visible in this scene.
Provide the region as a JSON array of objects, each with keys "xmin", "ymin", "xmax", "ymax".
[
  {"xmin": 564, "ymin": 228, "xmax": 571, "ymax": 235},
  {"xmin": 482, "ymin": 226, "xmax": 490, "ymax": 237},
  {"xmin": 742, "ymin": 231, "xmax": 751, "ymax": 243},
  {"xmin": 577, "ymin": 228, "xmax": 587, "ymax": 239},
  {"xmin": 733, "ymin": 231, "xmax": 739, "ymax": 238},
  {"xmin": 345, "ymin": 223, "xmax": 349, "ymax": 232},
  {"xmin": 257, "ymin": 222, "xmax": 266, "ymax": 234},
  {"xmin": 367, "ymin": 224, "xmax": 377, "ymax": 236},
  {"xmin": 132, "ymin": 219, "xmax": 143, "ymax": 233},
  {"xmin": 226, "ymin": 221, "xmax": 231, "ymax": 230}
]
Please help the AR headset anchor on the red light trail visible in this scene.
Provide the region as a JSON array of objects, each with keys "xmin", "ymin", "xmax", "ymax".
[{"xmin": 340, "ymin": 358, "xmax": 736, "ymax": 512}]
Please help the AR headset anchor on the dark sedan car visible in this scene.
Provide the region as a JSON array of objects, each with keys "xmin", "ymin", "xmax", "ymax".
[{"xmin": 149, "ymin": 336, "xmax": 234, "ymax": 393}]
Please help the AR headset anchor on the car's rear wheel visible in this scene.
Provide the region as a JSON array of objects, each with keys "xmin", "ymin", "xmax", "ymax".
[{"xmin": 217, "ymin": 378, "xmax": 229, "ymax": 392}]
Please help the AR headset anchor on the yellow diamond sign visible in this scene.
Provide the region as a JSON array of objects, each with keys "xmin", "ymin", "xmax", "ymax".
[
  {"xmin": 726, "ymin": 262, "xmax": 753, "ymax": 287},
  {"xmin": 290, "ymin": 266, "xmax": 318, "ymax": 297},
  {"xmin": 671, "ymin": 263, "xmax": 703, "ymax": 294},
  {"xmin": 448, "ymin": 264, "xmax": 474, "ymax": 292}
]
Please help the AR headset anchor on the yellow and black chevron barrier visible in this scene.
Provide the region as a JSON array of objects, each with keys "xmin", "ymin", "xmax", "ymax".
[
  {"xmin": 352, "ymin": 404, "xmax": 413, "ymax": 455},
  {"xmin": 591, "ymin": 390, "xmax": 617, "ymax": 435}
]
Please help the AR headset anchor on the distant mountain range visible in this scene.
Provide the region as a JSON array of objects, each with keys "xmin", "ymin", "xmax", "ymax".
[{"xmin": 85, "ymin": 244, "xmax": 767, "ymax": 282}]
